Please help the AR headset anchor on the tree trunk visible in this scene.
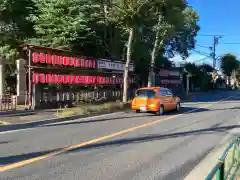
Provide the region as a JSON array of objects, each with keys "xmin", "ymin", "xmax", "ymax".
[
  {"xmin": 123, "ymin": 27, "xmax": 134, "ymax": 103},
  {"xmin": 102, "ymin": 0, "xmax": 109, "ymax": 57},
  {"xmin": 228, "ymin": 76, "xmax": 231, "ymax": 88},
  {"xmin": 147, "ymin": 14, "xmax": 162, "ymax": 87}
]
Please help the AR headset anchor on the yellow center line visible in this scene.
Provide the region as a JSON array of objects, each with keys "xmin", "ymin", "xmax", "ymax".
[{"xmin": 0, "ymin": 96, "xmax": 232, "ymax": 172}]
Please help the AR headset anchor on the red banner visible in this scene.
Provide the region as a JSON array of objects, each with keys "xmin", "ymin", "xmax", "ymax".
[
  {"xmin": 32, "ymin": 52, "xmax": 96, "ymax": 69},
  {"xmin": 32, "ymin": 73, "xmax": 130, "ymax": 85}
]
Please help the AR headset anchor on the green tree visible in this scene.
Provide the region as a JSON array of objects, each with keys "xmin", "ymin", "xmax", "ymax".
[
  {"xmin": 28, "ymin": 0, "xmax": 127, "ymax": 59},
  {"xmin": 147, "ymin": 1, "xmax": 199, "ymax": 87},
  {"xmin": 220, "ymin": 53, "xmax": 239, "ymax": 86},
  {"xmin": 0, "ymin": 0, "xmax": 35, "ymax": 45},
  {"xmin": 184, "ymin": 63, "xmax": 213, "ymax": 91},
  {"xmin": 199, "ymin": 64, "xmax": 214, "ymax": 73},
  {"xmin": 109, "ymin": 0, "xmax": 151, "ymax": 102},
  {"xmin": 28, "ymin": 0, "xmax": 90, "ymax": 49},
  {"xmin": 147, "ymin": 0, "xmax": 184, "ymax": 87},
  {"xmin": 0, "ymin": 0, "xmax": 35, "ymax": 92},
  {"xmin": 166, "ymin": 7, "xmax": 199, "ymax": 58}
]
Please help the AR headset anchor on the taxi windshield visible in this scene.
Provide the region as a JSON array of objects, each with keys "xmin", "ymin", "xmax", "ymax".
[{"xmin": 136, "ymin": 89, "xmax": 155, "ymax": 98}]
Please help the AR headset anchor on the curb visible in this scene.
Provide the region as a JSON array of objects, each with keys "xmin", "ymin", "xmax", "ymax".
[{"xmin": 0, "ymin": 110, "xmax": 35, "ymax": 117}]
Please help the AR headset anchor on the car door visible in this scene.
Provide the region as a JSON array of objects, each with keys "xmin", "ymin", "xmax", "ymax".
[
  {"xmin": 159, "ymin": 89, "xmax": 171, "ymax": 111},
  {"xmin": 166, "ymin": 89, "xmax": 176, "ymax": 110}
]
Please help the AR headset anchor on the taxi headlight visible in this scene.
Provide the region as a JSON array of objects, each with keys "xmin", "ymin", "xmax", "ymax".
[{"xmin": 149, "ymin": 104, "xmax": 156, "ymax": 107}]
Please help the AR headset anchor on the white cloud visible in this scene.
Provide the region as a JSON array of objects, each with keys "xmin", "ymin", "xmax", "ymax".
[{"xmin": 170, "ymin": 54, "xmax": 212, "ymax": 66}]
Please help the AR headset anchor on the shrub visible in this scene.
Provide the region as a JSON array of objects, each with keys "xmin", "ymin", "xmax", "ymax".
[{"xmin": 56, "ymin": 102, "xmax": 130, "ymax": 117}]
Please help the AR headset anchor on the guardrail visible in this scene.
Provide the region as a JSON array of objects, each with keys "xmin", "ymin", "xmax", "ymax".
[{"xmin": 206, "ymin": 137, "xmax": 240, "ymax": 180}]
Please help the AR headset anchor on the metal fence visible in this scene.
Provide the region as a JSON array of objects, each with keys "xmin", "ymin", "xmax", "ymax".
[
  {"xmin": 0, "ymin": 95, "xmax": 17, "ymax": 111},
  {"xmin": 38, "ymin": 89, "xmax": 136, "ymax": 109},
  {"xmin": 206, "ymin": 137, "xmax": 240, "ymax": 180}
]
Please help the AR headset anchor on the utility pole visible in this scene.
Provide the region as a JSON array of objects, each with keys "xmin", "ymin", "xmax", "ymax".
[
  {"xmin": 210, "ymin": 36, "xmax": 222, "ymax": 89},
  {"xmin": 212, "ymin": 36, "xmax": 222, "ymax": 69},
  {"xmin": 213, "ymin": 36, "xmax": 217, "ymax": 69}
]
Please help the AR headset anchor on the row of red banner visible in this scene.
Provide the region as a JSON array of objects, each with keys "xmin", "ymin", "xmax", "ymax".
[
  {"xmin": 32, "ymin": 52, "xmax": 96, "ymax": 69},
  {"xmin": 32, "ymin": 73, "xmax": 133, "ymax": 85}
]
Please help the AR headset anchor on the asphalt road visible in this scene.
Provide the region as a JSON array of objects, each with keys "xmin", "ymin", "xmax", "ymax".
[{"xmin": 1, "ymin": 91, "xmax": 240, "ymax": 180}]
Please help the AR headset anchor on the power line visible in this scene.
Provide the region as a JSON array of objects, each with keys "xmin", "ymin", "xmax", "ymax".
[
  {"xmin": 192, "ymin": 57, "xmax": 209, "ymax": 63},
  {"xmin": 191, "ymin": 49, "xmax": 212, "ymax": 58},
  {"xmin": 198, "ymin": 34, "xmax": 225, "ymax": 37},
  {"xmin": 197, "ymin": 34, "xmax": 240, "ymax": 37},
  {"xmin": 219, "ymin": 42, "xmax": 240, "ymax": 45},
  {"xmin": 196, "ymin": 44, "xmax": 211, "ymax": 49}
]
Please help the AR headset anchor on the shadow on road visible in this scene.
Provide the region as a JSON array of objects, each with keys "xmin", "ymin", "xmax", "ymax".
[
  {"xmin": 1, "ymin": 124, "xmax": 239, "ymax": 166},
  {"xmin": 42, "ymin": 114, "xmax": 155, "ymax": 128},
  {"xmin": 1, "ymin": 90, "xmax": 239, "ymax": 132},
  {"xmin": 1, "ymin": 103, "xmax": 239, "ymax": 135},
  {"xmin": 42, "ymin": 107, "xmax": 212, "ymax": 128},
  {"xmin": 0, "ymin": 141, "xmax": 12, "ymax": 145},
  {"xmin": 0, "ymin": 148, "xmax": 61, "ymax": 165},
  {"xmin": 65, "ymin": 124, "xmax": 233, "ymax": 154},
  {"xmin": 0, "ymin": 113, "xmax": 155, "ymax": 133},
  {"xmin": 0, "ymin": 105, "xmax": 232, "ymax": 132}
]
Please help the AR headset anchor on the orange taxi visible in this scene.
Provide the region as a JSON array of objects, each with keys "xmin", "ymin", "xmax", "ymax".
[{"xmin": 131, "ymin": 87, "xmax": 181, "ymax": 115}]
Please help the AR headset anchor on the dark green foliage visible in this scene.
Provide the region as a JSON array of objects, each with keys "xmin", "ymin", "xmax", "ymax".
[
  {"xmin": 0, "ymin": 0, "xmax": 201, "ymax": 94},
  {"xmin": 220, "ymin": 53, "xmax": 239, "ymax": 77}
]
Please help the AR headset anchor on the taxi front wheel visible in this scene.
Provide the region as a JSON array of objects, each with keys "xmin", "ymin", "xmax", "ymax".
[
  {"xmin": 175, "ymin": 103, "xmax": 181, "ymax": 112},
  {"xmin": 156, "ymin": 105, "xmax": 164, "ymax": 116}
]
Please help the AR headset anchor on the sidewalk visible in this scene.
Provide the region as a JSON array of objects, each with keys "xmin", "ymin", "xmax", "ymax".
[
  {"xmin": 184, "ymin": 120, "xmax": 240, "ymax": 180},
  {"xmin": 0, "ymin": 102, "xmax": 129, "ymax": 127},
  {"xmin": 0, "ymin": 109, "xmax": 57, "ymax": 125}
]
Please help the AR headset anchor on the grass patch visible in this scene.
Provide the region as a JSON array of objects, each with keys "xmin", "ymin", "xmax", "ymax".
[
  {"xmin": 17, "ymin": 105, "xmax": 27, "ymax": 110},
  {"xmin": 0, "ymin": 121, "xmax": 10, "ymax": 125},
  {"xmin": 56, "ymin": 102, "xmax": 130, "ymax": 117}
]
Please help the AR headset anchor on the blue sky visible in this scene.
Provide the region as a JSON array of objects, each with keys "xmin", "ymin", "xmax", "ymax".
[{"xmin": 172, "ymin": 0, "xmax": 240, "ymax": 69}]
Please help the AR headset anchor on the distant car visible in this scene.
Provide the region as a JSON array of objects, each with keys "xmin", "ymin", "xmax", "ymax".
[{"xmin": 131, "ymin": 87, "xmax": 181, "ymax": 115}]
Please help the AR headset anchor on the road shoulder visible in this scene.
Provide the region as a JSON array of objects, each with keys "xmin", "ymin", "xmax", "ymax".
[{"xmin": 184, "ymin": 120, "xmax": 240, "ymax": 180}]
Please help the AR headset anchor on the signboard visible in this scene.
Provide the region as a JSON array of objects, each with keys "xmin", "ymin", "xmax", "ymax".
[
  {"xmin": 156, "ymin": 67, "xmax": 181, "ymax": 88},
  {"xmin": 97, "ymin": 59, "xmax": 134, "ymax": 72}
]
